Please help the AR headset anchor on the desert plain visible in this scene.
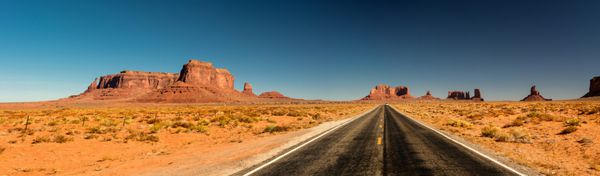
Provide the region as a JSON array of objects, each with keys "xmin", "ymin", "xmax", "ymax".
[{"xmin": 0, "ymin": 99, "xmax": 599, "ymax": 175}]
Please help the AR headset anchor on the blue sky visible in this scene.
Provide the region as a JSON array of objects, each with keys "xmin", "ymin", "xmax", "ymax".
[{"xmin": 1, "ymin": 0, "xmax": 599, "ymax": 102}]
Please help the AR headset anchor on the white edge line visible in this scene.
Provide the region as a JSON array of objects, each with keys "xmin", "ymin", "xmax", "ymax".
[
  {"xmin": 242, "ymin": 106, "xmax": 380, "ymax": 176},
  {"xmin": 387, "ymin": 105, "xmax": 527, "ymax": 176}
]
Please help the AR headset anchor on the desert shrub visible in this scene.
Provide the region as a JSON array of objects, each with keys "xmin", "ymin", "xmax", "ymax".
[
  {"xmin": 126, "ymin": 131, "xmax": 159, "ymax": 143},
  {"xmin": 146, "ymin": 118, "xmax": 161, "ymax": 124},
  {"xmin": 494, "ymin": 132, "xmax": 511, "ymax": 142},
  {"xmin": 237, "ymin": 116, "xmax": 259, "ymax": 123},
  {"xmin": 212, "ymin": 116, "xmax": 232, "ymax": 127},
  {"xmin": 83, "ymin": 134, "xmax": 98, "ymax": 140},
  {"xmin": 47, "ymin": 120, "xmax": 59, "ymax": 126},
  {"xmin": 503, "ymin": 118, "xmax": 524, "ymax": 128},
  {"xmin": 52, "ymin": 135, "xmax": 73, "ymax": 143},
  {"xmin": 577, "ymin": 137, "xmax": 593, "ymax": 144},
  {"xmin": 263, "ymin": 125, "xmax": 290, "ymax": 133},
  {"xmin": 564, "ymin": 118, "xmax": 580, "ymax": 127},
  {"xmin": 171, "ymin": 121, "xmax": 192, "ymax": 128},
  {"xmin": 466, "ymin": 114, "xmax": 484, "ymax": 120},
  {"xmin": 32, "ymin": 136, "xmax": 50, "ymax": 144},
  {"xmin": 266, "ymin": 118, "xmax": 277, "ymax": 123},
  {"xmin": 481, "ymin": 126, "xmax": 498, "ymax": 138},
  {"xmin": 192, "ymin": 124, "xmax": 209, "ymax": 133},
  {"xmin": 0, "ymin": 146, "xmax": 5, "ymax": 155},
  {"xmin": 311, "ymin": 113, "xmax": 322, "ymax": 120},
  {"xmin": 559, "ymin": 126, "xmax": 578, "ymax": 134},
  {"xmin": 287, "ymin": 110, "xmax": 306, "ymax": 117},
  {"xmin": 509, "ymin": 129, "xmax": 531, "ymax": 143},
  {"xmin": 446, "ymin": 118, "xmax": 472, "ymax": 128},
  {"xmin": 272, "ymin": 109, "xmax": 287, "ymax": 116}
]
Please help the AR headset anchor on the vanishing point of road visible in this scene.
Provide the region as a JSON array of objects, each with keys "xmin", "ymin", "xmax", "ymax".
[{"xmin": 237, "ymin": 105, "xmax": 523, "ymax": 176}]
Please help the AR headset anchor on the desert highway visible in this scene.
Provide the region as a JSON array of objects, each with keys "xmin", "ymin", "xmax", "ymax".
[{"xmin": 237, "ymin": 105, "xmax": 524, "ymax": 176}]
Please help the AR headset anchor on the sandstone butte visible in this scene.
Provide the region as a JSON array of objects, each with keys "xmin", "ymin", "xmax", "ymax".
[
  {"xmin": 521, "ymin": 85, "xmax": 552, "ymax": 101},
  {"xmin": 361, "ymin": 84, "xmax": 414, "ymax": 100},
  {"xmin": 417, "ymin": 91, "xmax": 440, "ymax": 100},
  {"xmin": 69, "ymin": 59, "xmax": 292, "ymax": 103},
  {"xmin": 582, "ymin": 76, "xmax": 600, "ymax": 98},
  {"xmin": 446, "ymin": 88, "xmax": 484, "ymax": 101}
]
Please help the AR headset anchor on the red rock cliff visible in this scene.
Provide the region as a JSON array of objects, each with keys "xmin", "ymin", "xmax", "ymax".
[
  {"xmin": 582, "ymin": 76, "xmax": 600, "ymax": 98},
  {"xmin": 95, "ymin": 71, "xmax": 179, "ymax": 90},
  {"xmin": 177, "ymin": 60, "xmax": 234, "ymax": 89},
  {"xmin": 361, "ymin": 84, "xmax": 413, "ymax": 100}
]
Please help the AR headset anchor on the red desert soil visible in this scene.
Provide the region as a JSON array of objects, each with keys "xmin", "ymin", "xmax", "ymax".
[
  {"xmin": 394, "ymin": 100, "xmax": 600, "ymax": 175},
  {"xmin": 0, "ymin": 102, "xmax": 374, "ymax": 175}
]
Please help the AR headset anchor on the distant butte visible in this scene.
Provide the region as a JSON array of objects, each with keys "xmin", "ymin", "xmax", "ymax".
[
  {"xmin": 521, "ymin": 85, "xmax": 551, "ymax": 101},
  {"xmin": 447, "ymin": 88, "xmax": 484, "ymax": 101},
  {"xmin": 361, "ymin": 84, "xmax": 413, "ymax": 100},
  {"xmin": 582, "ymin": 76, "xmax": 600, "ymax": 98},
  {"xmin": 418, "ymin": 91, "xmax": 440, "ymax": 100},
  {"xmin": 69, "ymin": 59, "xmax": 293, "ymax": 103}
]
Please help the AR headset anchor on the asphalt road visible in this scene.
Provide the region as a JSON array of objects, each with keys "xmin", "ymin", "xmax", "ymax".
[{"xmin": 239, "ymin": 105, "xmax": 518, "ymax": 176}]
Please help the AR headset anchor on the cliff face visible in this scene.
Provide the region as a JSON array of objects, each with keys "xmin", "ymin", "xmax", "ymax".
[
  {"xmin": 95, "ymin": 71, "xmax": 179, "ymax": 90},
  {"xmin": 582, "ymin": 76, "xmax": 600, "ymax": 98},
  {"xmin": 242, "ymin": 82, "xmax": 255, "ymax": 96},
  {"xmin": 71, "ymin": 59, "xmax": 287, "ymax": 103},
  {"xmin": 361, "ymin": 84, "xmax": 413, "ymax": 100},
  {"xmin": 177, "ymin": 60, "xmax": 234, "ymax": 89}
]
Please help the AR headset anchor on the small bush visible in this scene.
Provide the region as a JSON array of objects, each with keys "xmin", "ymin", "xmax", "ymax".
[
  {"xmin": 47, "ymin": 120, "xmax": 59, "ymax": 126},
  {"xmin": 509, "ymin": 129, "xmax": 531, "ymax": 143},
  {"xmin": 192, "ymin": 125, "xmax": 209, "ymax": 133},
  {"xmin": 503, "ymin": 118, "xmax": 524, "ymax": 128},
  {"xmin": 126, "ymin": 131, "xmax": 159, "ymax": 143},
  {"xmin": 494, "ymin": 132, "xmax": 511, "ymax": 142},
  {"xmin": 311, "ymin": 113, "xmax": 322, "ymax": 120},
  {"xmin": 0, "ymin": 146, "xmax": 5, "ymax": 155},
  {"xmin": 564, "ymin": 118, "xmax": 580, "ymax": 127},
  {"xmin": 559, "ymin": 126, "xmax": 577, "ymax": 134},
  {"xmin": 32, "ymin": 136, "xmax": 50, "ymax": 144},
  {"xmin": 53, "ymin": 135, "xmax": 73, "ymax": 143},
  {"xmin": 263, "ymin": 125, "xmax": 290, "ymax": 133},
  {"xmin": 481, "ymin": 126, "xmax": 498, "ymax": 138},
  {"xmin": 238, "ymin": 116, "xmax": 259, "ymax": 123},
  {"xmin": 446, "ymin": 118, "xmax": 472, "ymax": 128},
  {"xmin": 171, "ymin": 121, "xmax": 192, "ymax": 128}
]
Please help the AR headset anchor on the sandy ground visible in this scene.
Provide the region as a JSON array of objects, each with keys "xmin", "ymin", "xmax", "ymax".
[
  {"xmin": 394, "ymin": 100, "xmax": 600, "ymax": 176},
  {"xmin": 0, "ymin": 103, "xmax": 374, "ymax": 176}
]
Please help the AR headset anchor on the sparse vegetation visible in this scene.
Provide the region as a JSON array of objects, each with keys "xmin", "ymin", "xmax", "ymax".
[
  {"xmin": 446, "ymin": 118, "xmax": 472, "ymax": 128},
  {"xmin": 559, "ymin": 126, "xmax": 578, "ymax": 134},
  {"xmin": 481, "ymin": 126, "xmax": 498, "ymax": 138},
  {"xmin": 394, "ymin": 101, "xmax": 600, "ymax": 176}
]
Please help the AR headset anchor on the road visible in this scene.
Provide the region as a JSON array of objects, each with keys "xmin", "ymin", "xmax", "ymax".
[{"xmin": 238, "ymin": 105, "xmax": 519, "ymax": 176}]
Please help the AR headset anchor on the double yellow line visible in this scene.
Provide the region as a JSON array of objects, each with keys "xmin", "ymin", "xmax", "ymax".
[{"xmin": 377, "ymin": 117, "xmax": 384, "ymax": 145}]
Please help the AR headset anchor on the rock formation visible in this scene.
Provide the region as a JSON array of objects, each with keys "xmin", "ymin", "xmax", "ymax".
[
  {"xmin": 258, "ymin": 91, "xmax": 288, "ymax": 99},
  {"xmin": 521, "ymin": 85, "xmax": 551, "ymax": 101},
  {"xmin": 242, "ymin": 82, "xmax": 255, "ymax": 96},
  {"xmin": 447, "ymin": 88, "xmax": 484, "ymax": 101},
  {"xmin": 582, "ymin": 76, "xmax": 600, "ymax": 98},
  {"xmin": 71, "ymin": 59, "xmax": 291, "ymax": 102},
  {"xmin": 471, "ymin": 89, "xmax": 484, "ymax": 101},
  {"xmin": 96, "ymin": 71, "xmax": 179, "ymax": 90},
  {"xmin": 361, "ymin": 84, "xmax": 413, "ymax": 100},
  {"xmin": 418, "ymin": 91, "xmax": 440, "ymax": 100}
]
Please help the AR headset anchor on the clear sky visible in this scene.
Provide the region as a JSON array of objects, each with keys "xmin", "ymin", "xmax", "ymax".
[{"xmin": 1, "ymin": 0, "xmax": 599, "ymax": 102}]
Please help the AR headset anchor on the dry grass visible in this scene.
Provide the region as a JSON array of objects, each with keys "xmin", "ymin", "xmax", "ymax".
[
  {"xmin": 0, "ymin": 103, "xmax": 374, "ymax": 175},
  {"xmin": 394, "ymin": 100, "xmax": 600, "ymax": 176}
]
